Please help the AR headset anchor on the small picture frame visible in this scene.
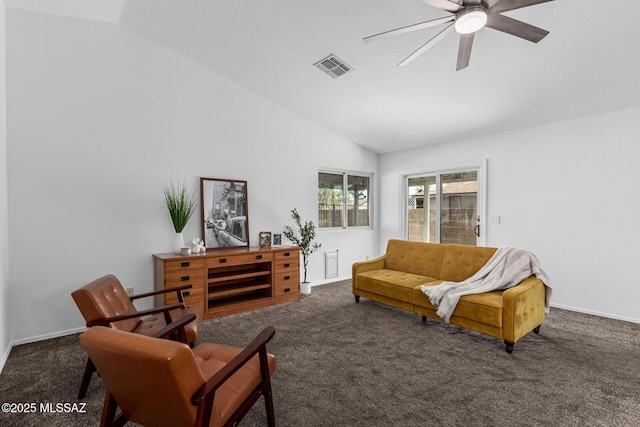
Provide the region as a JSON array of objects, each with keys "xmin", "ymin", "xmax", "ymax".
[
  {"xmin": 273, "ymin": 233, "xmax": 282, "ymax": 246},
  {"xmin": 259, "ymin": 231, "xmax": 272, "ymax": 248}
]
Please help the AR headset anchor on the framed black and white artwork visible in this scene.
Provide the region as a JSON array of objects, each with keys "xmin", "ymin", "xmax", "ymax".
[{"xmin": 200, "ymin": 178, "xmax": 249, "ymax": 250}]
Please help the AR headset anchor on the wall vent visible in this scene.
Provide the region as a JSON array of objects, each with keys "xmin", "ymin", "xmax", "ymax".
[{"xmin": 314, "ymin": 54, "xmax": 353, "ymax": 78}]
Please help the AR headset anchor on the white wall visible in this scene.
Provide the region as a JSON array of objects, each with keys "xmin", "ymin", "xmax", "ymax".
[
  {"xmin": 5, "ymin": 10, "xmax": 377, "ymax": 343},
  {"xmin": 379, "ymin": 107, "xmax": 640, "ymax": 323},
  {"xmin": 0, "ymin": 2, "xmax": 12, "ymax": 367}
]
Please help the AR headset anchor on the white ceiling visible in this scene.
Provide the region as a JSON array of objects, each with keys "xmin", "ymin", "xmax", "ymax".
[{"xmin": 7, "ymin": 0, "xmax": 640, "ymax": 154}]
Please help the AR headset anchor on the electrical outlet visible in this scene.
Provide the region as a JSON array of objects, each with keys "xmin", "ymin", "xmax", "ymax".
[{"xmin": 126, "ymin": 287, "xmax": 134, "ymax": 297}]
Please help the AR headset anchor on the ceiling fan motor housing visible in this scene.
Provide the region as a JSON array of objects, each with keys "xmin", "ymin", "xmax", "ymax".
[{"xmin": 455, "ymin": 6, "xmax": 488, "ymax": 34}]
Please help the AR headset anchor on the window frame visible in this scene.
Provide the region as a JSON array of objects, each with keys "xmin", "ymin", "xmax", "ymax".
[
  {"xmin": 402, "ymin": 159, "xmax": 486, "ymax": 246},
  {"xmin": 318, "ymin": 169, "xmax": 373, "ymax": 230}
]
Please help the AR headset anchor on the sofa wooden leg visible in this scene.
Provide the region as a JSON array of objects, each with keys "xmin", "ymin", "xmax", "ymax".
[
  {"xmin": 533, "ymin": 325, "xmax": 541, "ymax": 334},
  {"xmin": 422, "ymin": 316, "xmax": 426, "ymax": 322},
  {"xmin": 504, "ymin": 341, "xmax": 514, "ymax": 354},
  {"xmin": 354, "ymin": 295, "xmax": 360, "ymax": 303}
]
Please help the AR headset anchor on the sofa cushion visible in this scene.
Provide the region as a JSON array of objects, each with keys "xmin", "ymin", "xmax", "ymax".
[
  {"xmin": 413, "ymin": 285, "xmax": 504, "ymax": 327},
  {"xmin": 455, "ymin": 291, "xmax": 504, "ymax": 327},
  {"xmin": 384, "ymin": 239, "xmax": 446, "ymax": 278},
  {"xmin": 440, "ymin": 244, "xmax": 497, "ymax": 282},
  {"xmin": 356, "ymin": 269, "xmax": 439, "ymax": 304}
]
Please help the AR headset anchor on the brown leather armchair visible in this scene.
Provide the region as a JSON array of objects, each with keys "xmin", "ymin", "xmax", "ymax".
[
  {"xmin": 79, "ymin": 315, "xmax": 276, "ymax": 427},
  {"xmin": 71, "ymin": 274, "xmax": 203, "ymax": 398}
]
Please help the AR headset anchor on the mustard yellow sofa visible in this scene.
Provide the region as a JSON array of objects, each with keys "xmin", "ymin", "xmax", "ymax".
[{"xmin": 352, "ymin": 239, "xmax": 547, "ymax": 353}]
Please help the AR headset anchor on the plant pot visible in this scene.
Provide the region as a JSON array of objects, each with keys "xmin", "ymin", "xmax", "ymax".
[
  {"xmin": 300, "ymin": 282, "xmax": 311, "ymax": 295},
  {"xmin": 173, "ymin": 232, "xmax": 185, "ymax": 255}
]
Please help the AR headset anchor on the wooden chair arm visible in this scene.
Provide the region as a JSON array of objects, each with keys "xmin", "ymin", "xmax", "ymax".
[
  {"xmin": 152, "ymin": 314, "xmax": 197, "ymax": 344},
  {"xmin": 86, "ymin": 303, "xmax": 186, "ymax": 327},
  {"xmin": 191, "ymin": 326, "xmax": 276, "ymax": 406},
  {"xmin": 129, "ymin": 285, "xmax": 193, "ymax": 301}
]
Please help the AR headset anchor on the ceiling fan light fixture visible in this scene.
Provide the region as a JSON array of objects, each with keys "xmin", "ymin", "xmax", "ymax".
[{"xmin": 454, "ymin": 8, "xmax": 487, "ymax": 34}]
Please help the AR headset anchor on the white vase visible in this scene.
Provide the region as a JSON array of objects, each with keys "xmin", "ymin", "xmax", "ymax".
[
  {"xmin": 300, "ymin": 282, "xmax": 311, "ymax": 295},
  {"xmin": 173, "ymin": 232, "xmax": 185, "ymax": 255}
]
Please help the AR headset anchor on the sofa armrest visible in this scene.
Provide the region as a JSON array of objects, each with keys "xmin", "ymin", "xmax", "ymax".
[
  {"xmin": 502, "ymin": 276, "xmax": 547, "ymax": 344},
  {"xmin": 352, "ymin": 255, "xmax": 386, "ymax": 294}
]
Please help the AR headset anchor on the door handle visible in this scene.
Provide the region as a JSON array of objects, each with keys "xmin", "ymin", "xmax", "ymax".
[{"xmin": 474, "ymin": 224, "xmax": 480, "ymax": 237}]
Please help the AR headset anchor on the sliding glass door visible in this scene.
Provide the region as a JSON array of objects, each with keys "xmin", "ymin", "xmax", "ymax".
[{"xmin": 407, "ymin": 167, "xmax": 483, "ymax": 246}]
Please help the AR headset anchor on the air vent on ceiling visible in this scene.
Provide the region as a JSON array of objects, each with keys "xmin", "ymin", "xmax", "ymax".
[{"xmin": 314, "ymin": 54, "xmax": 353, "ymax": 78}]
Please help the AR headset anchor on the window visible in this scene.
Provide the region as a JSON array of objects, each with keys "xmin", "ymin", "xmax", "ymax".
[{"xmin": 318, "ymin": 171, "xmax": 371, "ymax": 228}]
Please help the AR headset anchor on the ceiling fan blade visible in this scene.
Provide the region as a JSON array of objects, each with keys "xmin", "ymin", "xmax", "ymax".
[
  {"xmin": 363, "ymin": 16, "xmax": 455, "ymax": 43},
  {"xmin": 419, "ymin": 0, "xmax": 463, "ymax": 13},
  {"xmin": 398, "ymin": 23, "xmax": 456, "ymax": 67},
  {"xmin": 456, "ymin": 33, "xmax": 475, "ymax": 71},
  {"xmin": 485, "ymin": 13, "xmax": 549, "ymax": 43},
  {"xmin": 490, "ymin": 0, "xmax": 554, "ymax": 14}
]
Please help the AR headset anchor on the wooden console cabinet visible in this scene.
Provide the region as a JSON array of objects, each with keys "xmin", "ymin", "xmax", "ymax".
[{"xmin": 153, "ymin": 246, "xmax": 301, "ymax": 319}]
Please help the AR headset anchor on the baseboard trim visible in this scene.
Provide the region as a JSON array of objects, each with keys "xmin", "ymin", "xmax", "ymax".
[
  {"xmin": 0, "ymin": 341, "xmax": 13, "ymax": 376},
  {"xmin": 550, "ymin": 303, "xmax": 640, "ymax": 324},
  {"xmin": 0, "ymin": 326, "xmax": 86, "ymax": 375},
  {"xmin": 11, "ymin": 326, "xmax": 86, "ymax": 347},
  {"xmin": 311, "ymin": 276, "xmax": 351, "ymax": 287}
]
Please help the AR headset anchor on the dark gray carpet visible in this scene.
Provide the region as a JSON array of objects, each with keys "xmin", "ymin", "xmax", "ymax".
[{"xmin": 1, "ymin": 279, "xmax": 639, "ymax": 426}]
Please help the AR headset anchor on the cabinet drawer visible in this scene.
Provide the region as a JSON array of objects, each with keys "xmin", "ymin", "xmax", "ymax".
[
  {"xmin": 165, "ymin": 258, "xmax": 205, "ymax": 272},
  {"xmin": 274, "ymin": 270, "xmax": 299, "ymax": 285},
  {"xmin": 274, "ymin": 249, "xmax": 299, "ymax": 260},
  {"xmin": 165, "ymin": 269, "xmax": 204, "ymax": 286},
  {"xmin": 274, "ymin": 258, "xmax": 299, "ymax": 272},
  {"xmin": 164, "ymin": 284, "xmax": 205, "ymax": 309},
  {"xmin": 207, "ymin": 252, "xmax": 273, "ymax": 268},
  {"xmin": 274, "ymin": 275, "xmax": 298, "ymax": 296}
]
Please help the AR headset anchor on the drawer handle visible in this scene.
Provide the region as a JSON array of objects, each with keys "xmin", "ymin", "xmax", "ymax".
[
  {"xmin": 256, "ymin": 255, "xmax": 263, "ymax": 260},
  {"xmin": 284, "ymin": 252, "xmax": 290, "ymax": 256},
  {"xmin": 181, "ymin": 276, "xmax": 190, "ymax": 281},
  {"xmin": 182, "ymin": 291, "xmax": 190, "ymax": 297},
  {"xmin": 219, "ymin": 258, "xmax": 227, "ymax": 263},
  {"xmin": 181, "ymin": 262, "xmax": 190, "ymax": 267},
  {"xmin": 284, "ymin": 263, "xmax": 290, "ymax": 268},
  {"xmin": 284, "ymin": 275, "xmax": 290, "ymax": 281},
  {"xmin": 284, "ymin": 288, "xmax": 290, "ymax": 293}
]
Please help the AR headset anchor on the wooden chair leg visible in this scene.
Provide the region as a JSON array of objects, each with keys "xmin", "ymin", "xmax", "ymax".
[
  {"xmin": 263, "ymin": 378, "xmax": 275, "ymax": 427},
  {"xmin": 101, "ymin": 390, "xmax": 127, "ymax": 427},
  {"xmin": 259, "ymin": 349, "xmax": 275, "ymax": 427},
  {"xmin": 78, "ymin": 357, "xmax": 96, "ymax": 399},
  {"xmin": 101, "ymin": 390, "xmax": 118, "ymax": 427}
]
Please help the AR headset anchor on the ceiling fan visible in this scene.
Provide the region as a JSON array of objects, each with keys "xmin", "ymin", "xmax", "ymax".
[{"xmin": 364, "ymin": 0, "xmax": 554, "ymax": 71}]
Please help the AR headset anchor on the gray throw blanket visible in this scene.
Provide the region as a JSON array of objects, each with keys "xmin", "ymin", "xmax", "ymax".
[{"xmin": 421, "ymin": 247, "xmax": 552, "ymax": 323}]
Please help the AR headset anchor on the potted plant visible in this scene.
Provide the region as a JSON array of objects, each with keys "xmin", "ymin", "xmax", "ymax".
[
  {"xmin": 162, "ymin": 180, "xmax": 197, "ymax": 254},
  {"xmin": 283, "ymin": 208, "xmax": 321, "ymax": 294}
]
